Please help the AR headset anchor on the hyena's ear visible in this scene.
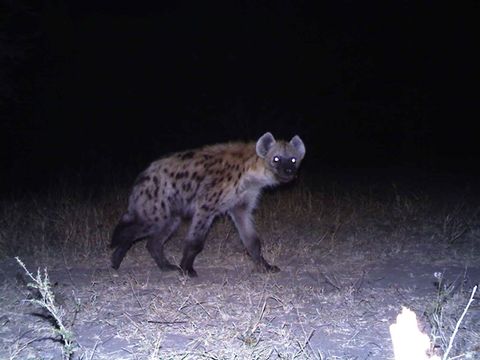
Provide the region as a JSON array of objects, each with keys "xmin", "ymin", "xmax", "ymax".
[
  {"xmin": 256, "ymin": 132, "xmax": 276, "ymax": 158},
  {"xmin": 290, "ymin": 135, "xmax": 306, "ymax": 160}
]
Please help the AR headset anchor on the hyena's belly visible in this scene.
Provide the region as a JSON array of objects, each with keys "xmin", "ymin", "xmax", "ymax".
[{"xmin": 129, "ymin": 180, "xmax": 198, "ymax": 223}]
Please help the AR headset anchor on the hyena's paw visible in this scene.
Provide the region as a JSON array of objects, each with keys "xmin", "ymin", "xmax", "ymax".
[
  {"xmin": 158, "ymin": 263, "xmax": 181, "ymax": 272},
  {"xmin": 267, "ymin": 264, "xmax": 281, "ymax": 273},
  {"xmin": 256, "ymin": 259, "xmax": 280, "ymax": 273},
  {"xmin": 179, "ymin": 266, "xmax": 198, "ymax": 278}
]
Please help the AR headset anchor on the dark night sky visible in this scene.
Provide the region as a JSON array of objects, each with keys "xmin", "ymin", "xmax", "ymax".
[{"xmin": 1, "ymin": 0, "xmax": 479, "ymax": 190}]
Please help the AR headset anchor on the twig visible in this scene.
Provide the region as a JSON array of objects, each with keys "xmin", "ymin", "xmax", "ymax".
[
  {"xmin": 15, "ymin": 257, "xmax": 76, "ymax": 360},
  {"xmin": 9, "ymin": 336, "xmax": 42, "ymax": 360},
  {"xmin": 129, "ymin": 279, "xmax": 144, "ymax": 311},
  {"xmin": 147, "ymin": 320, "xmax": 187, "ymax": 325},
  {"xmin": 192, "ymin": 295, "xmax": 212, "ymax": 318},
  {"xmin": 88, "ymin": 339, "xmax": 100, "ymax": 360},
  {"xmin": 322, "ymin": 272, "xmax": 341, "ymax": 290},
  {"xmin": 442, "ymin": 285, "xmax": 478, "ymax": 360},
  {"xmin": 252, "ymin": 296, "xmax": 267, "ymax": 331}
]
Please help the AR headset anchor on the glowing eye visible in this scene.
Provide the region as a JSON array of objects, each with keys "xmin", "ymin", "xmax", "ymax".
[
  {"xmin": 273, "ymin": 156, "xmax": 280, "ymax": 163},
  {"xmin": 291, "ymin": 157, "xmax": 296, "ymax": 164}
]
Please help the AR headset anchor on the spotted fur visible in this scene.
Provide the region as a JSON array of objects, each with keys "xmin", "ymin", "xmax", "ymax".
[{"xmin": 111, "ymin": 132, "xmax": 306, "ymax": 277}]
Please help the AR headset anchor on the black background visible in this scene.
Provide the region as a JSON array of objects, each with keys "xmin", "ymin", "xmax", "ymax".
[{"xmin": 1, "ymin": 1, "xmax": 479, "ymax": 191}]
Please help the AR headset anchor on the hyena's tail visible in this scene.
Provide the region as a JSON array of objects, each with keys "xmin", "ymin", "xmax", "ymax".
[
  {"xmin": 110, "ymin": 213, "xmax": 141, "ymax": 248},
  {"xmin": 111, "ymin": 213, "xmax": 150, "ymax": 269}
]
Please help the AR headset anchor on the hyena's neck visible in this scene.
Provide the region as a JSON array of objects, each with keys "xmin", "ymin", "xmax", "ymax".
[{"xmin": 241, "ymin": 143, "xmax": 278, "ymax": 189}]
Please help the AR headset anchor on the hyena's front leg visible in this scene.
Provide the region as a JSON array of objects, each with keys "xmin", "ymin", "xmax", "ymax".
[
  {"xmin": 229, "ymin": 204, "xmax": 280, "ymax": 273},
  {"xmin": 180, "ymin": 211, "xmax": 215, "ymax": 277}
]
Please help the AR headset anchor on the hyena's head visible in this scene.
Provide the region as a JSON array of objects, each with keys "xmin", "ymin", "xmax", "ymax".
[{"xmin": 256, "ymin": 132, "xmax": 306, "ymax": 183}]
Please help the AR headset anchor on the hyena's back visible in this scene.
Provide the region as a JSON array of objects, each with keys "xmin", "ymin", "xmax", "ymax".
[
  {"xmin": 123, "ymin": 142, "xmax": 261, "ymax": 222},
  {"xmin": 110, "ymin": 142, "xmax": 261, "ymax": 272},
  {"xmin": 111, "ymin": 133, "xmax": 306, "ymax": 276}
]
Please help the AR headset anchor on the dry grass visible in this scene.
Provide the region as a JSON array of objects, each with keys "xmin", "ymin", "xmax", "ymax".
[
  {"xmin": 0, "ymin": 184, "xmax": 125, "ymax": 262},
  {"xmin": 1, "ymin": 175, "xmax": 479, "ymax": 359}
]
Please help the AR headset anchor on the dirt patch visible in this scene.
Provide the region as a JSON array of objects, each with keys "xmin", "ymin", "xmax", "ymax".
[
  {"xmin": 1, "ymin": 179, "xmax": 479, "ymax": 359},
  {"xmin": 1, "ymin": 238, "xmax": 479, "ymax": 359}
]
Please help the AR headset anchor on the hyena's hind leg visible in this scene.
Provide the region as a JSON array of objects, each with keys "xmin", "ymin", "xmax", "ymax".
[
  {"xmin": 111, "ymin": 213, "xmax": 153, "ymax": 270},
  {"xmin": 229, "ymin": 204, "xmax": 280, "ymax": 273},
  {"xmin": 180, "ymin": 211, "xmax": 215, "ymax": 277},
  {"xmin": 146, "ymin": 217, "xmax": 181, "ymax": 271}
]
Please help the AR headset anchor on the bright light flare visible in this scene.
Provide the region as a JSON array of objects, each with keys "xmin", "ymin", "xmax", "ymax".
[{"xmin": 390, "ymin": 307, "xmax": 440, "ymax": 360}]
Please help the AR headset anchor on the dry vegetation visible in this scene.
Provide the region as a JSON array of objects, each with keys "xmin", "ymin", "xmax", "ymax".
[{"xmin": 0, "ymin": 175, "xmax": 479, "ymax": 359}]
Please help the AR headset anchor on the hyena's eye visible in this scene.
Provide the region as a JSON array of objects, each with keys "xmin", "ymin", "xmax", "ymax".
[
  {"xmin": 291, "ymin": 157, "xmax": 296, "ymax": 164},
  {"xmin": 273, "ymin": 156, "xmax": 280, "ymax": 163}
]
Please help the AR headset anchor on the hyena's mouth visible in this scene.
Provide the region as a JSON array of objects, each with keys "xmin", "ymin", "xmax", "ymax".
[{"xmin": 276, "ymin": 173, "xmax": 296, "ymax": 183}]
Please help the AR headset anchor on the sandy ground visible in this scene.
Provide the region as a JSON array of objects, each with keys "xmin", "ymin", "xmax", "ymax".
[
  {"xmin": 1, "ymin": 228, "xmax": 479, "ymax": 359},
  {"xmin": 1, "ymin": 179, "xmax": 479, "ymax": 359}
]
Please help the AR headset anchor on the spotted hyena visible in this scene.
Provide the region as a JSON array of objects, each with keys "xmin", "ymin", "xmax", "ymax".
[{"xmin": 111, "ymin": 132, "xmax": 306, "ymax": 277}]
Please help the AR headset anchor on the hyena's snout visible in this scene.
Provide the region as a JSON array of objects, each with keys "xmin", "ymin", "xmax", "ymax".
[{"xmin": 274, "ymin": 157, "xmax": 300, "ymax": 182}]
